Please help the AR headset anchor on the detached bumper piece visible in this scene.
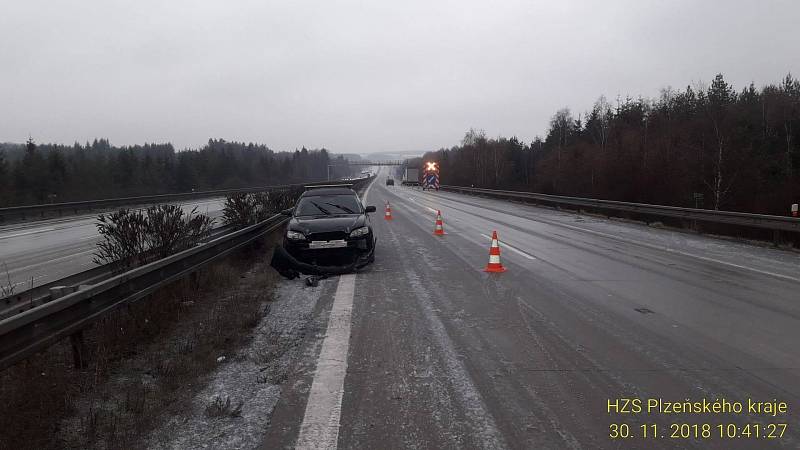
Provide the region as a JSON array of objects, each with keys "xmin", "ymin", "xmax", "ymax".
[{"xmin": 270, "ymin": 245, "xmax": 371, "ymax": 279}]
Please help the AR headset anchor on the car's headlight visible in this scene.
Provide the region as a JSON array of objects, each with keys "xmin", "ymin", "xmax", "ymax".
[
  {"xmin": 286, "ymin": 230, "xmax": 305, "ymax": 240},
  {"xmin": 349, "ymin": 226, "xmax": 369, "ymax": 238}
]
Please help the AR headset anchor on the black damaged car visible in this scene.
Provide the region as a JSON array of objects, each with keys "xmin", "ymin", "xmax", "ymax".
[{"xmin": 280, "ymin": 185, "xmax": 376, "ymax": 268}]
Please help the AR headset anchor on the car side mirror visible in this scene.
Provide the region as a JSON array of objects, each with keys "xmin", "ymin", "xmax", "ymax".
[
  {"xmin": 365, "ymin": 205, "xmax": 376, "ymax": 213},
  {"xmin": 280, "ymin": 208, "xmax": 293, "ymax": 216}
]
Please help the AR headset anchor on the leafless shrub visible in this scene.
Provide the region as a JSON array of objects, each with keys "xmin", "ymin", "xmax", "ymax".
[
  {"xmin": 222, "ymin": 188, "xmax": 303, "ymax": 228},
  {"xmin": 255, "ymin": 188, "xmax": 302, "ymax": 214},
  {"xmin": 94, "ymin": 208, "xmax": 149, "ymax": 267},
  {"xmin": 222, "ymin": 193, "xmax": 259, "ymax": 227},
  {"xmin": 1, "ymin": 262, "xmax": 15, "ymax": 298},
  {"xmin": 204, "ymin": 396, "xmax": 243, "ymax": 418},
  {"xmin": 145, "ymin": 205, "xmax": 214, "ymax": 259},
  {"xmin": 94, "ymin": 205, "xmax": 214, "ymax": 268}
]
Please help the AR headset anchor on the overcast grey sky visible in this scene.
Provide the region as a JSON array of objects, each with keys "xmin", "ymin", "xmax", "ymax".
[{"xmin": 1, "ymin": 0, "xmax": 797, "ymax": 153}]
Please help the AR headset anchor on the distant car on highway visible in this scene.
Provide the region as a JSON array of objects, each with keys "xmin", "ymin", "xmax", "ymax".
[
  {"xmin": 386, "ymin": 178, "xmax": 394, "ymax": 186},
  {"xmin": 281, "ymin": 185, "xmax": 376, "ymax": 267}
]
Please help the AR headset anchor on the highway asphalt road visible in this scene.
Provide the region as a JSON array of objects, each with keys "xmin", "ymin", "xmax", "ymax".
[
  {"xmin": 0, "ymin": 198, "xmax": 226, "ymax": 292},
  {"xmin": 264, "ymin": 168, "xmax": 799, "ymax": 449}
]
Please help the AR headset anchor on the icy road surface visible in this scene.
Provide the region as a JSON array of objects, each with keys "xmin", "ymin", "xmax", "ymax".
[{"xmin": 177, "ymin": 168, "xmax": 799, "ymax": 449}]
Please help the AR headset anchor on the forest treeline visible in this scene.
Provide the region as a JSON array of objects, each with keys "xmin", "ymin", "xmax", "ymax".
[
  {"xmin": 0, "ymin": 139, "xmax": 352, "ymax": 206},
  {"xmin": 423, "ymin": 74, "xmax": 800, "ymax": 215}
]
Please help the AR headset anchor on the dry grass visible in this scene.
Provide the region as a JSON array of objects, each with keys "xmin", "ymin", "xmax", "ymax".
[{"xmin": 0, "ymin": 235, "xmax": 283, "ymax": 450}]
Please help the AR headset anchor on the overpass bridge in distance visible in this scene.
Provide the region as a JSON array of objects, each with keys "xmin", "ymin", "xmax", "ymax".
[
  {"xmin": 327, "ymin": 160, "xmax": 406, "ymax": 180},
  {"xmin": 340, "ymin": 160, "xmax": 404, "ymax": 166}
]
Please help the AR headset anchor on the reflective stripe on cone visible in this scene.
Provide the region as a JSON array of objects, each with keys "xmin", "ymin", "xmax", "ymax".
[
  {"xmin": 385, "ymin": 201, "xmax": 393, "ymax": 220},
  {"xmin": 434, "ymin": 210, "xmax": 445, "ymax": 235},
  {"xmin": 484, "ymin": 230, "xmax": 506, "ymax": 272}
]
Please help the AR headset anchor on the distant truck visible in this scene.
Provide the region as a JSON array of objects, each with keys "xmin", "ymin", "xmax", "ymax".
[{"xmin": 401, "ymin": 168, "xmax": 420, "ymax": 186}]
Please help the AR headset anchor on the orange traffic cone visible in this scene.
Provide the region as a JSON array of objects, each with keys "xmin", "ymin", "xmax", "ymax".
[
  {"xmin": 433, "ymin": 210, "xmax": 445, "ymax": 235},
  {"xmin": 384, "ymin": 201, "xmax": 393, "ymax": 220},
  {"xmin": 484, "ymin": 230, "xmax": 506, "ymax": 272}
]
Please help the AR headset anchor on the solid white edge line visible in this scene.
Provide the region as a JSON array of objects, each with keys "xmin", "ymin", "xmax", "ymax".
[
  {"xmin": 480, "ymin": 233, "xmax": 536, "ymax": 260},
  {"xmin": 0, "ymin": 227, "xmax": 57, "ymax": 240},
  {"xmin": 295, "ymin": 274, "xmax": 356, "ymax": 450},
  {"xmin": 4, "ymin": 248, "xmax": 97, "ymax": 275},
  {"xmin": 295, "ymin": 175, "xmax": 373, "ymax": 447}
]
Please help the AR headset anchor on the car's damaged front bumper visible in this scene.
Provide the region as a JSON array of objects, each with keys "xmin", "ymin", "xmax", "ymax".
[
  {"xmin": 270, "ymin": 245, "xmax": 372, "ymax": 280},
  {"xmin": 272, "ymin": 231, "xmax": 375, "ymax": 278}
]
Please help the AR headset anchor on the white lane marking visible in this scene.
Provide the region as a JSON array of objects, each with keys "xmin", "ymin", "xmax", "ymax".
[
  {"xmin": 406, "ymin": 196, "xmax": 439, "ymax": 214},
  {"xmin": 295, "ymin": 274, "xmax": 356, "ymax": 450},
  {"xmin": 437, "ymin": 191, "xmax": 800, "ymax": 283},
  {"xmin": 0, "ymin": 227, "xmax": 56, "ymax": 240},
  {"xmin": 406, "ymin": 196, "xmax": 438, "ymax": 214},
  {"xmin": 522, "ymin": 219, "xmax": 800, "ymax": 283},
  {"xmin": 362, "ymin": 176, "xmax": 376, "ymax": 202},
  {"xmin": 4, "ymin": 248, "xmax": 96, "ymax": 275},
  {"xmin": 480, "ymin": 233, "xmax": 536, "ymax": 260},
  {"xmin": 400, "ymin": 196, "xmax": 460, "ymax": 233}
]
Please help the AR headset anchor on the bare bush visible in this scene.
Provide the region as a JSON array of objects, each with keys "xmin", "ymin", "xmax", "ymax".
[
  {"xmin": 222, "ymin": 193, "xmax": 259, "ymax": 227},
  {"xmin": 145, "ymin": 205, "xmax": 214, "ymax": 259},
  {"xmin": 223, "ymin": 188, "xmax": 303, "ymax": 228},
  {"xmin": 94, "ymin": 205, "xmax": 214, "ymax": 268},
  {"xmin": 255, "ymin": 188, "xmax": 302, "ymax": 214},
  {"xmin": 1, "ymin": 262, "xmax": 15, "ymax": 299},
  {"xmin": 94, "ymin": 209, "xmax": 149, "ymax": 268}
]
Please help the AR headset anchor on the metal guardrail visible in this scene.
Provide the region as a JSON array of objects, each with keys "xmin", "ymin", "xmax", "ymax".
[
  {"xmin": 0, "ymin": 177, "xmax": 374, "ymax": 370},
  {"xmin": 0, "ymin": 180, "xmax": 339, "ymax": 223},
  {"xmin": 0, "ymin": 215, "xmax": 288, "ymax": 370},
  {"xmin": 440, "ymin": 185, "xmax": 800, "ymax": 234},
  {"xmin": 0, "ymin": 224, "xmax": 236, "ymax": 321}
]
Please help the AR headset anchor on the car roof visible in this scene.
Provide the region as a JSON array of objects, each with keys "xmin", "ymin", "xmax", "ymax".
[{"xmin": 300, "ymin": 187, "xmax": 356, "ymax": 197}]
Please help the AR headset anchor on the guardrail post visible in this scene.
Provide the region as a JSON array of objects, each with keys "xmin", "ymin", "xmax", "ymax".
[
  {"xmin": 773, "ymin": 230, "xmax": 781, "ymax": 247},
  {"xmin": 51, "ymin": 286, "xmax": 88, "ymax": 369},
  {"xmin": 70, "ymin": 330, "xmax": 87, "ymax": 370}
]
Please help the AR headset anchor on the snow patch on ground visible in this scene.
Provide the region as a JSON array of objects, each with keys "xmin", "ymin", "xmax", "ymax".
[{"xmin": 147, "ymin": 277, "xmax": 328, "ymax": 449}]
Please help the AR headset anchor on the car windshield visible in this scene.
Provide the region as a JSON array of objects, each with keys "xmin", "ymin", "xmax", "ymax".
[{"xmin": 295, "ymin": 194, "xmax": 361, "ymax": 216}]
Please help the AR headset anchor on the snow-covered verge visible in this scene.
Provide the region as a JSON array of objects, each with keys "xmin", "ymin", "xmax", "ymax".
[{"xmin": 145, "ymin": 277, "xmax": 329, "ymax": 449}]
